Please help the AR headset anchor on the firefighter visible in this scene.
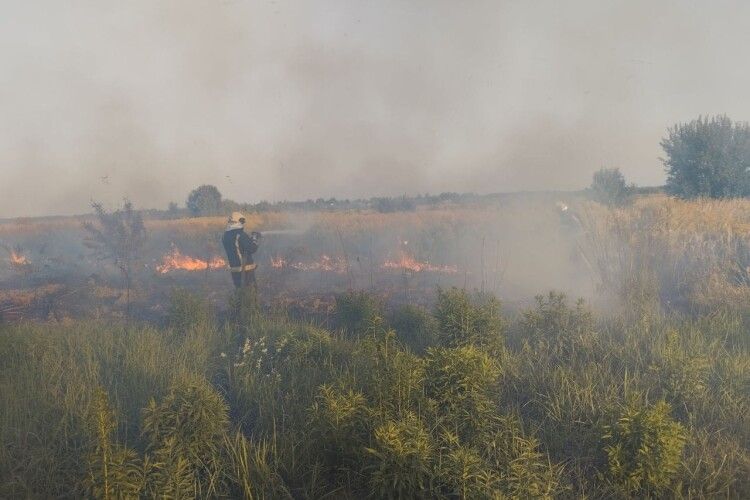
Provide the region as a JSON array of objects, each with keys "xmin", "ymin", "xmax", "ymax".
[{"xmin": 222, "ymin": 212, "xmax": 261, "ymax": 289}]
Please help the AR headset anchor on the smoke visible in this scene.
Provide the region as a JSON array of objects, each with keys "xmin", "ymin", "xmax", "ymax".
[{"xmin": 2, "ymin": 0, "xmax": 750, "ymax": 217}]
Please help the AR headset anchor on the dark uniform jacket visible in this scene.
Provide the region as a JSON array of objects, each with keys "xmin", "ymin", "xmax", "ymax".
[{"xmin": 222, "ymin": 228, "xmax": 259, "ymax": 272}]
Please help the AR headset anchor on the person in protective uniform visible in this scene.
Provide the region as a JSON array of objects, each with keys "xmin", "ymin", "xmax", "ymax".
[{"xmin": 222, "ymin": 212, "xmax": 261, "ymax": 288}]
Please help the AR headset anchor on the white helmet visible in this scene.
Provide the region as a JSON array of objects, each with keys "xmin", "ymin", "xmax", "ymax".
[{"xmin": 229, "ymin": 212, "xmax": 246, "ymax": 224}]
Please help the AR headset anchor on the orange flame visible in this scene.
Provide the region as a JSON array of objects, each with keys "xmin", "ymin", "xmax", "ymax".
[
  {"xmin": 382, "ymin": 253, "xmax": 457, "ymax": 273},
  {"xmin": 9, "ymin": 250, "xmax": 30, "ymax": 267},
  {"xmin": 156, "ymin": 248, "xmax": 226, "ymax": 274},
  {"xmin": 271, "ymin": 256, "xmax": 287, "ymax": 268}
]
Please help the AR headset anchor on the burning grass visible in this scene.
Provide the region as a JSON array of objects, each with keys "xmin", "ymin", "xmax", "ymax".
[
  {"xmin": 155, "ymin": 247, "xmax": 227, "ymax": 274},
  {"xmin": 382, "ymin": 252, "xmax": 458, "ymax": 273}
]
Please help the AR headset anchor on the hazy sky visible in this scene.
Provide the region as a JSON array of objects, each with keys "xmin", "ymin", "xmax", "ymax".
[{"xmin": 2, "ymin": 0, "xmax": 750, "ymax": 217}]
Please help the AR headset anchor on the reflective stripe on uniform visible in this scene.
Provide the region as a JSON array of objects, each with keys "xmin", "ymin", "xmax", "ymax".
[
  {"xmin": 235, "ymin": 234, "xmax": 242, "ymax": 263},
  {"xmin": 229, "ymin": 263, "xmax": 257, "ymax": 272}
]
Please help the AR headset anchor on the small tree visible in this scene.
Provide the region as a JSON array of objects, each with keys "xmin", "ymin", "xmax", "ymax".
[
  {"xmin": 166, "ymin": 201, "xmax": 180, "ymax": 219},
  {"xmin": 590, "ymin": 168, "xmax": 632, "ymax": 206},
  {"xmin": 661, "ymin": 115, "xmax": 750, "ymax": 198},
  {"xmin": 83, "ymin": 200, "xmax": 147, "ymax": 321},
  {"xmin": 186, "ymin": 185, "xmax": 222, "ymax": 216}
]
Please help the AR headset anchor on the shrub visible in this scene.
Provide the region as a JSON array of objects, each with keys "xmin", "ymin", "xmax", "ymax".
[
  {"xmin": 308, "ymin": 385, "xmax": 372, "ymax": 474},
  {"xmin": 590, "ymin": 168, "xmax": 633, "ymax": 207},
  {"xmin": 334, "ymin": 291, "xmax": 383, "ymax": 337},
  {"xmin": 142, "ymin": 374, "xmax": 230, "ymax": 497},
  {"xmin": 437, "ymin": 444, "xmax": 496, "ymax": 498},
  {"xmin": 167, "ymin": 289, "xmax": 213, "ymax": 333},
  {"xmin": 602, "ymin": 400, "xmax": 687, "ymax": 495},
  {"xmin": 424, "ymin": 346, "xmax": 500, "ymax": 441},
  {"xmin": 434, "ymin": 287, "xmax": 504, "ymax": 355},
  {"xmin": 651, "ymin": 330, "xmax": 709, "ymax": 412},
  {"xmin": 361, "ymin": 331, "xmax": 425, "ymax": 419},
  {"xmin": 366, "ymin": 413, "xmax": 433, "ymax": 498},
  {"xmin": 388, "ymin": 304, "xmax": 438, "ymax": 354},
  {"xmin": 520, "ymin": 291, "xmax": 597, "ymax": 358},
  {"xmin": 481, "ymin": 419, "xmax": 563, "ymax": 498}
]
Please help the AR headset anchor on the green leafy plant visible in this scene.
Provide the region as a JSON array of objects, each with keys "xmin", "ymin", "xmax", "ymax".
[
  {"xmin": 334, "ymin": 290, "xmax": 384, "ymax": 337},
  {"xmin": 168, "ymin": 288, "xmax": 214, "ymax": 333},
  {"xmin": 520, "ymin": 291, "xmax": 597, "ymax": 359},
  {"xmin": 434, "ymin": 287, "xmax": 504, "ymax": 355},
  {"xmin": 84, "ymin": 388, "xmax": 144, "ymax": 499},
  {"xmin": 437, "ymin": 443, "xmax": 496, "ymax": 499},
  {"xmin": 388, "ymin": 304, "xmax": 438, "ymax": 354},
  {"xmin": 308, "ymin": 385, "xmax": 372, "ymax": 474},
  {"xmin": 424, "ymin": 346, "xmax": 500, "ymax": 441},
  {"xmin": 142, "ymin": 374, "xmax": 230, "ymax": 497},
  {"xmin": 651, "ymin": 330, "xmax": 709, "ymax": 412},
  {"xmin": 603, "ymin": 400, "xmax": 687, "ymax": 495},
  {"xmin": 590, "ymin": 168, "xmax": 633, "ymax": 207},
  {"xmin": 366, "ymin": 413, "xmax": 433, "ymax": 498}
]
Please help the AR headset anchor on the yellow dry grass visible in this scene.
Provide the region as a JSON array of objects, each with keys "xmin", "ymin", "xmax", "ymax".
[{"xmin": 578, "ymin": 195, "xmax": 750, "ymax": 310}]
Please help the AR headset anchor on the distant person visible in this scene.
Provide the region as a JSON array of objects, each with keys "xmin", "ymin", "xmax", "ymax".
[
  {"xmin": 556, "ymin": 201, "xmax": 582, "ymax": 230},
  {"xmin": 222, "ymin": 212, "xmax": 261, "ymax": 289}
]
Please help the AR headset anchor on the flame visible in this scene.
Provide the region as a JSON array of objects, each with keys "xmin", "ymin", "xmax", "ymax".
[
  {"xmin": 9, "ymin": 250, "xmax": 29, "ymax": 266},
  {"xmin": 271, "ymin": 256, "xmax": 287, "ymax": 268},
  {"xmin": 382, "ymin": 253, "xmax": 457, "ymax": 273},
  {"xmin": 156, "ymin": 248, "xmax": 226, "ymax": 274}
]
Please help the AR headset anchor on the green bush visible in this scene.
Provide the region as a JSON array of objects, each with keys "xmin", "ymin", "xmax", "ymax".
[
  {"xmin": 434, "ymin": 287, "xmax": 504, "ymax": 355},
  {"xmin": 520, "ymin": 291, "xmax": 597, "ymax": 358},
  {"xmin": 480, "ymin": 416, "xmax": 563, "ymax": 498},
  {"xmin": 367, "ymin": 413, "xmax": 433, "ymax": 498},
  {"xmin": 308, "ymin": 384, "xmax": 372, "ymax": 474},
  {"xmin": 388, "ymin": 304, "xmax": 438, "ymax": 353},
  {"xmin": 167, "ymin": 288, "xmax": 214, "ymax": 333},
  {"xmin": 603, "ymin": 400, "xmax": 687, "ymax": 495},
  {"xmin": 590, "ymin": 168, "xmax": 633, "ymax": 207},
  {"xmin": 651, "ymin": 330, "xmax": 709, "ymax": 412},
  {"xmin": 359, "ymin": 331, "xmax": 425, "ymax": 420},
  {"xmin": 424, "ymin": 346, "xmax": 500, "ymax": 441},
  {"xmin": 437, "ymin": 444, "xmax": 496, "ymax": 499},
  {"xmin": 142, "ymin": 374, "xmax": 230, "ymax": 497},
  {"xmin": 334, "ymin": 290, "xmax": 383, "ymax": 337}
]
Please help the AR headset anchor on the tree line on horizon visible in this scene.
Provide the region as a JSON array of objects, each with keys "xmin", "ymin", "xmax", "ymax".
[{"xmin": 156, "ymin": 114, "xmax": 750, "ymax": 216}]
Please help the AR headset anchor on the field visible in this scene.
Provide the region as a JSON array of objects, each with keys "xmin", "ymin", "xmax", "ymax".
[{"xmin": 1, "ymin": 195, "xmax": 749, "ymax": 498}]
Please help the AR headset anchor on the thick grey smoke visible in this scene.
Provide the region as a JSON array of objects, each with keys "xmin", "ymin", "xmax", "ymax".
[{"xmin": 2, "ymin": 0, "xmax": 750, "ymax": 217}]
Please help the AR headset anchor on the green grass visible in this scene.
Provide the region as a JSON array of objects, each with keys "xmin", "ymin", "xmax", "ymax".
[{"xmin": 0, "ymin": 288, "xmax": 748, "ymax": 498}]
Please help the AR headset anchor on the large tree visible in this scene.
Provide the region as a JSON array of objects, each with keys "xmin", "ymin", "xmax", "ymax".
[
  {"xmin": 186, "ymin": 185, "xmax": 222, "ymax": 216},
  {"xmin": 661, "ymin": 115, "xmax": 750, "ymax": 198}
]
